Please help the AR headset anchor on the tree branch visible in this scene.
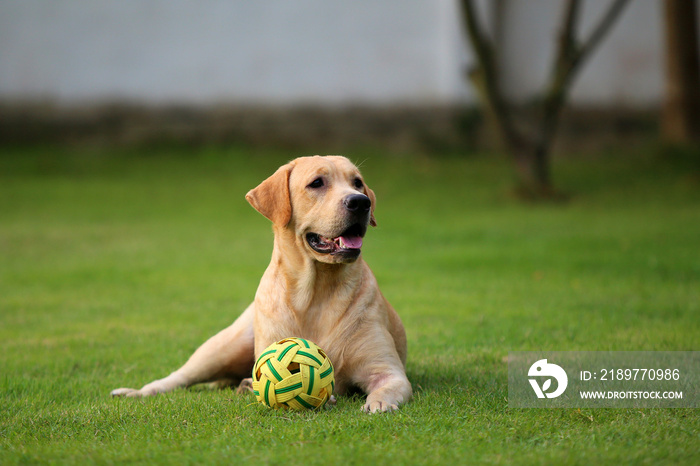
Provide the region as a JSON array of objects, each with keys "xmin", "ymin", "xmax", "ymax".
[
  {"xmin": 459, "ymin": 0, "xmax": 524, "ymax": 151},
  {"xmin": 555, "ymin": 0, "xmax": 581, "ymax": 71},
  {"xmin": 459, "ymin": 0, "xmax": 493, "ymax": 71},
  {"xmin": 574, "ymin": 0, "xmax": 631, "ymax": 72},
  {"xmin": 538, "ymin": 0, "xmax": 631, "ymax": 151}
]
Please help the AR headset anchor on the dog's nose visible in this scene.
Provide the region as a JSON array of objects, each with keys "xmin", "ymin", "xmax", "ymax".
[{"xmin": 344, "ymin": 194, "xmax": 371, "ymax": 213}]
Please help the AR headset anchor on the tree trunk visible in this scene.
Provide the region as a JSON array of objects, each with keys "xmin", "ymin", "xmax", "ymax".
[
  {"xmin": 510, "ymin": 142, "xmax": 554, "ymax": 198},
  {"xmin": 662, "ymin": 0, "xmax": 700, "ymax": 143}
]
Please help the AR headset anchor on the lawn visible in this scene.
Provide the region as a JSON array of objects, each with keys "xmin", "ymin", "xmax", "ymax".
[{"xmin": 1, "ymin": 144, "xmax": 698, "ymax": 464}]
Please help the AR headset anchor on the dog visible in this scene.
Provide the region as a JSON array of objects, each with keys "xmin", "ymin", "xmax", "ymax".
[{"xmin": 111, "ymin": 155, "xmax": 412, "ymax": 413}]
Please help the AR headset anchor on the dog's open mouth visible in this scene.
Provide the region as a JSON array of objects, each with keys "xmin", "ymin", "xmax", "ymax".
[{"xmin": 306, "ymin": 223, "xmax": 367, "ymax": 256}]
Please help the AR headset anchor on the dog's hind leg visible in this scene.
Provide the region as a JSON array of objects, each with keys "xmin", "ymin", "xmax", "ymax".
[{"xmin": 111, "ymin": 304, "xmax": 255, "ymax": 397}]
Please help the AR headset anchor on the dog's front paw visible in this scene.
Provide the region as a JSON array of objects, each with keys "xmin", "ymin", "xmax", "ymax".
[
  {"xmin": 111, "ymin": 387, "xmax": 144, "ymax": 398},
  {"xmin": 360, "ymin": 374, "xmax": 412, "ymax": 413},
  {"xmin": 362, "ymin": 399, "xmax": 399, "ymax": 413},
  {"xmin": 110, "ymin": 373, "xmax": 186, "ymax": 398},
  {"xmin": 110, "ymin": 385, "xmax": 164, "ymax": 397}
]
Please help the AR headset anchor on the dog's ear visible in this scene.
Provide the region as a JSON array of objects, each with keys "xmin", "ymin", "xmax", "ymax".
[
  {"xmin": 364, "ymin": 185, "xmax": 378, "ymax": 227},
  {"xmin": 246, "ymin": 163, "xmax": 293, "ymax": 227}
]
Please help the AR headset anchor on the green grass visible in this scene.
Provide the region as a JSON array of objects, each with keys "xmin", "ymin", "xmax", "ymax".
[{"xmin": 1, "ymin": 144, "xmax": 699, "ymax": 464}]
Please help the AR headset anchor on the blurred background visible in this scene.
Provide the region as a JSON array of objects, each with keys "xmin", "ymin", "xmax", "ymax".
[
  {"xmin": 1, "ymin": 0, "xmax": 697, "ymax": 159},
  {"xmin": 1, "ymin": 5, "xmax": 699, "ymax": 460}
]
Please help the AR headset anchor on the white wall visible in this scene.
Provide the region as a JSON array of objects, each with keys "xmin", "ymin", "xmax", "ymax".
[
  {"xmin": 0, "ymin": 0, "xmax": 691, "ymax": 107},
  {"xmin": 0, "ymin": 0, "xmax": 470, "ymax": 105}
]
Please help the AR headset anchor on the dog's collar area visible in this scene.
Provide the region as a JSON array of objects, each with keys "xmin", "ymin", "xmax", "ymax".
[{"xmin": 306, "ymin": 223, "xmax": 366, "ymax": 257}]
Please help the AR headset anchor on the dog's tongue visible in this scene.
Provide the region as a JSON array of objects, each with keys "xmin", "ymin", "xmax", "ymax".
[{"xmin": 339, "ymin": 236, "xmax": 363, "ymax": 249}]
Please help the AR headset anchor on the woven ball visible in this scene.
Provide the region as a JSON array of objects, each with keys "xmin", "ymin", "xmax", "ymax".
[{"xmin": 252, "ymin": 337, "xmax": 335, "ymax": 410}]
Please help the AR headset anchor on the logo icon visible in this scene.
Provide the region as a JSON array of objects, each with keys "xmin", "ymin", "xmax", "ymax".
[{"xmin": 528, "ymin": 359, "xmax": 568, "ymax": 398}]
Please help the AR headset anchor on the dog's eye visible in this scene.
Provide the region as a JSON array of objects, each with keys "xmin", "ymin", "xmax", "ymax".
[
  {"xmin": 353, "ymin": 178, "xmax": 364, "ymax": 189},
  {"xmin": 308, "ymin": 178, "xmax": 324, "ymax": 189}
]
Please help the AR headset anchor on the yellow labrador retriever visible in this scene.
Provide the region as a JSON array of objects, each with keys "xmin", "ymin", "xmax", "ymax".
[{"xmin": 111, "ymin": 155, "xmax": 412, "ymax": 413}]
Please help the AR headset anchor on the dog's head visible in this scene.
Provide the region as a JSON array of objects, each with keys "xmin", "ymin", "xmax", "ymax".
[{"xmin": 246, "ymin": 156, "xmax": 377, "ymax": 264}]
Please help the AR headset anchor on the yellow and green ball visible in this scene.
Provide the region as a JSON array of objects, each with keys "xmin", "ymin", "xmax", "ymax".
[{"xmin": 252, "ymin": 337, "xmax": 335, "ymax": 410}]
